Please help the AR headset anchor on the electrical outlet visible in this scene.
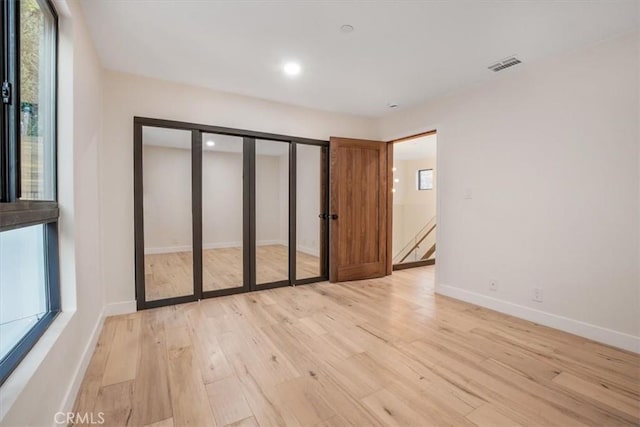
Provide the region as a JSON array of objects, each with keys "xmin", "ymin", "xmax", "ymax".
[
  {"xmin": 489, "ymin": 280, "xmax": 498, "ymax": 292},
  {"xmin": 533, "ymin": 288, "xmax": 543, "ymax": 302}
]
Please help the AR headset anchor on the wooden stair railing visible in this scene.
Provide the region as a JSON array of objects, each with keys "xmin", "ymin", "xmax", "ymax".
[
  {"xmin": 422, "ymin": 243, "xmax": 436, "ymax": 260},
  {"xmin": 397, "ymin": 222, "xmax": 436, "ymax": 263}
]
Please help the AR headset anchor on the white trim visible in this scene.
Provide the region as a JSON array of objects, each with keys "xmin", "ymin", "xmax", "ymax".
[
  {"xmin": 57, "ymin": 308, "xmax": 105, "ymax": 421},
  {"xmin": 256, "ymin": 240, "xmax": 285, "ymax": 247},
  {"xmin": 144, "ymin": 245, "xmax": 192, "ymax": 254},
  {"xmin": 296, "ymin": 244, "xmax": 320, "ymax": 257},
  {"xmin": 436, "ymin": 283, "xmax": 640, "ymax": 353},
  {"xmin": 104, "ymin": 300, "xmax": 137, "ymax": 316},
  {"xmin": 204, "ymin": 241, "xmax": 241, "ymax": 250}
]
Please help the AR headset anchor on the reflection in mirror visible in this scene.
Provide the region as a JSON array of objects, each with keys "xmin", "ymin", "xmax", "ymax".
[
  {"xmin": 255, "ymin": 139, "xmax": 289, "ymax": 285},
  {"xmin": 202, "ymin": 133, "xmax": 244, "ymax": 291},
  {"xmin": 296, "ymin": 144, "xmax": 325, "ymax": 279},
  {"xmin": 142, "ymin": 126, "xmax": 194, "ymax": 301}
]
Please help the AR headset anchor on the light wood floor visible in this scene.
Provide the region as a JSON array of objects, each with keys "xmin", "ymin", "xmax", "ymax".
[
  {"xmin": 73, "ymin": 267, "xmax": 640, "ymax": 426},
  {"xmin": 145, "ymin": 245, "xmax": 321, "ymax": 300}
]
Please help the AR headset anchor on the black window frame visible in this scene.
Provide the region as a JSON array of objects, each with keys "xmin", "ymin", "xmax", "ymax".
[{"xmin": 0, "ymin": 0, "xmax": 60, "ymax": 386}]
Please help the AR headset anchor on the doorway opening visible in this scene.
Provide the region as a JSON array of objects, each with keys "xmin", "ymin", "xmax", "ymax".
[
  {"xmin": 134, "ymin": 117, "xmax": 329, "ymax": 310},
  {"xmin": 390, "ymin": 131, "xmax": 437, "ymax": 270}
]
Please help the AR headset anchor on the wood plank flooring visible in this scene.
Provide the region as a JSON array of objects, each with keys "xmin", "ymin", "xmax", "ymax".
[
  {"xmin": 72, "ymin": 267, "xmax": 640, "ymax": 426},
  {"xmin": 144, "ymin": 245, "xmax": 320, "ymax": 301}
]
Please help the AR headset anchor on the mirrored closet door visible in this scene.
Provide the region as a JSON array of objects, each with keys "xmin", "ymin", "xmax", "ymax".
[
  {"xmin": 134, "ymin": 117, "xmax": 329, "ymax": 310},
  {"xmin": 201, "ymin": 133, "xmax": 246, "ymax": 295},
  {"xmin": 137, "ymin": 125, "xmax": 197, "ymax": 307},
  {"xmin": 296, "ymin": 143, "xmax": 328, "ymax": 282},
  {"xmin": 255, "ymin": 139, "xmax": 290, "ymax": 288}
]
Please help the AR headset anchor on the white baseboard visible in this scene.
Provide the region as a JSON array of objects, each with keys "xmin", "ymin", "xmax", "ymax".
[
  {"xmin": 58, "ymin": 308, "xmax": 106, "ymax": 421},
  {"xmin": 296, "ymin": 245, "xmax": 320, "ymax": 257},
  {"xmin": 203, "ymin": 239, "xmax": 284, "ymax": 248},
  {"xmin": 104, "ymin": 300, "xmax": 137, "ymax": 316},
  {"xmin": 204, "ymin": 241, "xmax": 241, "ymax": 250},
  {"xmin": 144, "ymin": 245, "xmax": 192, "ymax": 254},
  {"xmin": 256, "ymin": 239, "xmax": 285, "ymax": 247},
  {"xmin": 436, "ymin": 284, "xmax": 640, "ymax": 353}
]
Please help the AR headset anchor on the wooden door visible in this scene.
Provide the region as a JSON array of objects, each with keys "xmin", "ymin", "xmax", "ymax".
[{"xmin": 329, "ymin": 137, "xmax": 389, "ymax": 282}]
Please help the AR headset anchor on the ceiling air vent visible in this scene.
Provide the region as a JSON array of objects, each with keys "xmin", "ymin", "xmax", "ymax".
[{"xmin": 488, "ymin": 56, "xmax": 522, "ymax": 72}]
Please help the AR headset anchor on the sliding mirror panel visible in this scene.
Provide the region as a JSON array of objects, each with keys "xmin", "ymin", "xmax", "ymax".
[
  {"xmin": 296, "ymin": 144, "xmax": 328, "ymax": 280},
  {"xmin": 255, "ymin": 139, "xmax": 290, "ymax": 286},
  {"xmin": 142, "ymin": 126, "xmax": 195, "ymax": 301},
  {"xmin": 202, "ymin": 133, "xmax": 245, "ymax": 292}
]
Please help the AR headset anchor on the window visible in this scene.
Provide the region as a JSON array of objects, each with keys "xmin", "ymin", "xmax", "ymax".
[
  {"xmin": 417, "ymin": 168, "xmax": 433, "ymax": 190},
  {"xmin": 19, "ymin": 0, "xmax": 57, "ymax": 201},
  {"xmin": 0, "ymin": 0, "xmax": 59, "ymax": 385}
]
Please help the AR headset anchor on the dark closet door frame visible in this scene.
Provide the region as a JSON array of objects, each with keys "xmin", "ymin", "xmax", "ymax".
[{"xmin": 134, "ymin": 116, "xmax": 330, "ymax": 310}]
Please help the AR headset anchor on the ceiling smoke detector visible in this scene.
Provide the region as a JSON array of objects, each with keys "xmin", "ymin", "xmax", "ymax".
[{"xmin": 488, "ymin": 56, "xmax": 522, "ymax": 72}]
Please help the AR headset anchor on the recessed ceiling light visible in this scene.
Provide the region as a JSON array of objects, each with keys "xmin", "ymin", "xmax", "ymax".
[
  {"xmin": 206, "ymin": 140, "xmax": 215, "ymax": 147},
  {"xmin": 387, "ymin": 102, "xmax": 399, "ymax": 109},
  {"xmin": 283, "ymin": 62, "xmax": 302, "ymax": 76},
  {"xmin": 340, "ymin": 24, "xmax": 354, "ymax": 33}
]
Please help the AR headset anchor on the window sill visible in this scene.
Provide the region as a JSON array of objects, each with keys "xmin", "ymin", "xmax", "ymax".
[{"xmin": 0, "ymin": 310, "xmax": 76, "ymax": 421}]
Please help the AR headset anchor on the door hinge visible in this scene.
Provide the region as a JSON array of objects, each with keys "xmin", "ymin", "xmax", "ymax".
[{"xmin": 2, "ymin": 81, "xmax": 11, "ymax": 104}]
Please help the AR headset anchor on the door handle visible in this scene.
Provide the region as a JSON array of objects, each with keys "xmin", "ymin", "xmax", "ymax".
[
  {"xmin": 330, "ymin": 214, "xmax": 338, "ymax": 220},
  {"xmin": 318, "ymin": 213, "xmax": 328, "ymax": 220}
]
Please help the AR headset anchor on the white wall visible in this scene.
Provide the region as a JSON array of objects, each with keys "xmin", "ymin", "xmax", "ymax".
[
  {"xmin": 0, "ymin": 0, "xmax": 105, "ymax": 424},
  {"xmin": 101, "ymin": 70, "xmax": 377, "ymax": 306},
  {"xmin": 379, "ymin": 32, "xmax": 640, "ymax": 351}
]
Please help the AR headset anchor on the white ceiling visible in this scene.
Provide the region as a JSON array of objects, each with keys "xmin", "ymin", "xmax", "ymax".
[
  {"xmin": 394, "ymin": 134, "xmax": 437, "ymax": 161},
  {"xmin": 82, "ymin": 1, "xmax": 639, "ymax": 117}
]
